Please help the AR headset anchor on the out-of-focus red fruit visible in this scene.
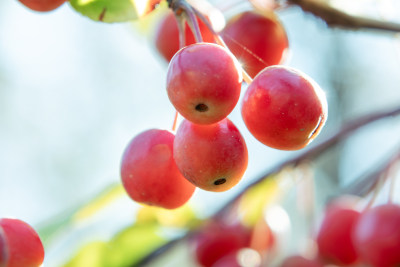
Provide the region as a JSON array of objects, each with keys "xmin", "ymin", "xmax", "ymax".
[
  {"xmin": 352, "ymin": 203, "xmax": 400, "ymax": 267},
  {"xmin": 0, "ymin": 218, "xmax": 44, "ymax": 267},
  {"xmin": 154, "ymin": 11, "xmax": 215, "ymax": 62},
  {"xmin": 241, "ymin": 66, "xmax": 327, "ymax": 150},
  {"xmin": 249, "ymin": 218, "xmax": 275, "ymax": 255},
  {"xmin": 316, "ymin": 204, "xmax": 361, "ymax": 265},
  {"xmin": 173, "ymin": 119, "xmax": 248, "ymax": 192},
  {"xmin": 167, "ymin": 43, "xmax": 243, "ymax": 125},
  {"xmin": 212, "ymin": 248, "xmax": 261, "ymax": 267},
  {"xmin": 193, "ymin": 222, "xmax": 251, "ymax": 267},
  {"xmin": 221, "ymin": 10, "xmax": 288, "ymax": 78},
  {"xmin": 279, "ymin": 255, "xmax": 324, "ymax": 267},
  {"xmin": 120, "ymin": 129, "xmax": 196, "ymax": 209},
  {"xmin": 18, "ymin": 0, "xmax": 66, "ymax": 12},
  {"xmin": 0, "ymin": 228, "xmax": 7, "ymax": 267}
]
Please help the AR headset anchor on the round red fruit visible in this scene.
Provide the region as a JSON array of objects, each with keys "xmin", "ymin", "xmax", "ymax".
[
  {"xmin": 279, "ymin": 255, "xmax": 323, "ymax": 267},
  {"xmin": 174, "ymin": 119, "xmax": 248, "ymax": 192},
  {"xmin": 18, "ymin": 0, "xmax": 66, "ymax": 12},
  {"xmin": 120, "ymin": 129, "xmax": 196, "ymax": 209},
  {"xmin": 212, "ymin": 248, "xmax": 261, "ymax": 267},
  {"xmin": 0, "ymin": 218, "xmax": 44, "ymax": 267},
  {"xmin": 241, "ymin": 66, "xmax": 327, "ymax": 150},
  {"xmin": 352, "ymin": 203, "xmax": 400, "ymax": 267},
  {"xmin": 193, "ymin": 222, "xmax": 251, "ymax": 267},
  {"xmin": 221, "ymin": 11, "xmax": 288, "ymax": 78},
  {"xmin": 316, "ymin": 204, "xmax": 361, "ymax": 265},
  {"xmin": 154, "ymin": 11, "xmax": 215, "ymax": 62},
  {"xmin": 167, "ymin": 43, "xmax": 243, "ymax": 125}
]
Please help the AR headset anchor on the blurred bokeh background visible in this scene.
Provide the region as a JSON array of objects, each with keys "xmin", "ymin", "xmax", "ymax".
[{"xmin": 0, "ymin": 0, "xmax": 400, "ymax": 266}]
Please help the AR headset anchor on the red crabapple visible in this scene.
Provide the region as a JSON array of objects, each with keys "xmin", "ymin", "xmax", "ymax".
[
  {"xmin": 241, "ymin": 66, "xmax": 327, "ymax": 150},
  {"xmin": 221, "ymin": 11, "xmax": 288, "ymax": 78},
  {"xmin": 316, "ymin": 204, "xmax": 361, "ymax": 265},
  {"xmin": 0, "ymin": 218, "xmax": 44, "ymax": 267},
  {"xmin": 154, "ymin": 11, "xmax": 215, "ymax": 62},
  {"xmin": 120, "ymin": 129, "xmax": 196, "ymax": 209},
  {"xmin": 212, "ymin": 248, "xmax": 261, "ymax": 267},
  {"xmin": 18, "ymin": 0, "xmax": 66, "ymax": 12},
  {"xmin": 173, "ymin": 118, "xmax": 248, "ymax": 192},
  {"xmin": 193, "ymin": 221, "xmax": 251, "ymax": 267},
  {"xmin": 167, "ymin": 43, "xmax": 243, "ymax": 125},
  {"xmin": 352, "ymin": 203, "xmax": 400, "ymax": 267},
  {"xmin": 279, "ymin": 255, "xmax": 324, "ymax": 267}
]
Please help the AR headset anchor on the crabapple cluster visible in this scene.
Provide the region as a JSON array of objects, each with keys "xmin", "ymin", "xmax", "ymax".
[
  {"xmin": 120, "ymin": 6, "xmax": 328, "ymax": 209},
  {"xmin": 279, "ymin": 198, "xmax": 400, "ymax": 267},
  {"xmin": 0, "ymin": 218, "xmax": 44, "ymax": 267}
]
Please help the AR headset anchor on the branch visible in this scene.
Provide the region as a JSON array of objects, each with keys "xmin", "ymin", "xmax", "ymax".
[{"xmin": 288, "ymin": 0, "xmax": 400, "ymax": 33}]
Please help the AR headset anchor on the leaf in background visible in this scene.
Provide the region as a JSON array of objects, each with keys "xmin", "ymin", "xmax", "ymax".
[
  {"xmin": 73, "ymin": 184, "xmax": 125, "ymax": 222},
  {"xmin": 37, "ymin": 183, "xmax": 124, "ymax": 245},
  {"xmin": 63, "ymin": 241, "xmax": 108, "ymax": 267},
  {"xmin": 131, "ymin": 0, "xmax": 168, "ymax": 35},
  {"xmin": 104, "ymin": 224, "xmax": 166, "ymax": 267},
  {"xmin": 62, "ymin": 224, "xmax": 166, "ymax": 267},
  {"xmin": 136, "ymin": 204, "xmax": 199, "ymax": 228},
  {"xmin": 69, "ymin": 0, "xmax": 164, "ymax": 23}
]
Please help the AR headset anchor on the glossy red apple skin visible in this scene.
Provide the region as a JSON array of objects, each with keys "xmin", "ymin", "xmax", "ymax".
[
  {"xmin": 154, "ymin": 11, "xmax": 215, "ymax": 62},
  {"xmin": 167, "ymin": 43, "xmax": 243, "ymax": 125},
  {"xmin": 173, "ymin": 119, "xmax": 248, "ymax": 192},
  {"xmin": 316, "ymin": 205, "xmax": 361, "ymax": 265},
  {"xmin": 279, "ymin": 255, "xmax": 324, "ymax": 267},
  {"xmin": 221, "ymin": 11, "xmax": 288, "ymax": 78},
  {"xmin": 120, "ymin": 129, "xmax": 196, "ymax": 209},
  {"xmin": 241, "ymin": 66, "xmax": 327, "ymax": 150},
  {"xmin": 0, "ymin": 218, "xmax": 44, "ymax": 267},
  {"xmin": 193, "ymin": 222, "xmax": 251, "ymax": 267},
  {"xmin": 18, "ymin": 0, "xmax": 66, "ymax": 12},
  {"xmin": 352, "ymin": 204, "xmax": 400, "ymax": 267}
]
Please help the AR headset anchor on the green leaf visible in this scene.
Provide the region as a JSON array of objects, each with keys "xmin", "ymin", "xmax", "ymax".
[
  {"xmin": 62, "ymin": 224, "xmax": 166, "ymax": 267},
  {"xmin": 104, "ymin": 224, "xmax": 166, "ymax": 267},
  {"xmin": 69, "ymin": 0, "xmax": 164, "ymax": 23},
  {"xmin": 63, "ymin": 241, "xmax": 108, "ymax": 267}
]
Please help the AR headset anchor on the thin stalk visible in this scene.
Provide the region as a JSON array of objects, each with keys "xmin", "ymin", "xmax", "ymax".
[
  {"xmin": 176, "ymin": 0, "xmax": 203, "ymax": 42},
  {"xmin": 191, "ymin": 7, "xmax": 254, "ymax": 84}
]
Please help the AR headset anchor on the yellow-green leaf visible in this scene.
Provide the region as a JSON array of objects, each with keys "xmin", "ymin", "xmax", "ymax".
[
  {"xmin": 69, "ymin": 0, "xmax": 164, "ymax": 23},
  {"xmin": 63, "ymin": 241, "xmax": 108, "ymax": 267},
  {"xmin": 104, "ymin": 224, "xmax": 166, "ymax": 267}
]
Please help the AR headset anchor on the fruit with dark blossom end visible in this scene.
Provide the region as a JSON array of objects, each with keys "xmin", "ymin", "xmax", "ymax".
[
  {"xmin": 174, "ymin": 118, "xmax": 248, "ymax": 192},
  {"xmin": 167, "ymin": 43, "xmax": 243, "ymax": 125}
]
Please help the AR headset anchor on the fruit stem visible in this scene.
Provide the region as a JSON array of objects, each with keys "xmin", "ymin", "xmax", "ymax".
[
  {"xmin": 388, "ymin": 153, "xmax": 400, "ymax": 203},
  {"xmin": 173, "ymin": 0, "xmax": 203, "ymax": 43},
  {"xmin": 191, "ymin": 6, "xmax": 254, "ymax": 84},
  {"xmin": 173, "ymin": 11, "xmax": 186, "ymax": 50},
  {"xmin": 172, "ymin": 111, "xmax": 179, "ymax": 132}
]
